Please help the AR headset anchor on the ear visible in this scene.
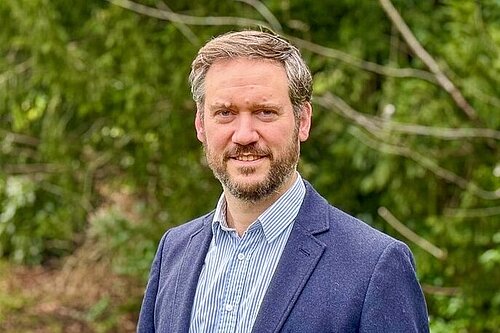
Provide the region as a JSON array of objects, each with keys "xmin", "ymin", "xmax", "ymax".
[
  {"xmin": 298, "ymin": 102, "xmax": 312, "ymax": 142},
  {"xmin": 195, "ymin": 111, "xmax": 205, "ymax": 143}
]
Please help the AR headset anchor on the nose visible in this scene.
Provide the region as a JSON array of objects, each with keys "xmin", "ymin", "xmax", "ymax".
[{"xmin": 232, "ymin": 115, "xmax": 259, "ymax": 145}]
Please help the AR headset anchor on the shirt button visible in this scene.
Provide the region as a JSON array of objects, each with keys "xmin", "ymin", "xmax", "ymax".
[
  {"xmin": 237, "ymin": 253, "xmax": 245, "ymax": 260},
  {"xmin": 225, "ymin": 304, "xmax": 234, "ymax": 312}
]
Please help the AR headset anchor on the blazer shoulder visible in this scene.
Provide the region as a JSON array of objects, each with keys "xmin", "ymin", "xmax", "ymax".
[
  {"xmin": 302, "ymin": 182, "xmax": 405, "ymax": 257},
  {"xmin": 330, "ymin": 205, "xmax": 396, "ymax": 245},
  {"xmin": 330, "ymin": 205, "xmax": 412, "ymax": 263}
]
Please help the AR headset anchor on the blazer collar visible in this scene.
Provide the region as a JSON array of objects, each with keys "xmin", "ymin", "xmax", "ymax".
[
  {"xmin": 170, "ymin": 213, "xmax": 214, "ymax": 333},
  {"xmin": 252, "ymin": 181, "xmax": 330, "ymax": 332},
  {"xmin": 294, "ymin": 180, "xmax": 330, "ymax": 234}
]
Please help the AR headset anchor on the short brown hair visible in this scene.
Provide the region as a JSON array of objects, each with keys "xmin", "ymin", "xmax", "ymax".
[{"xmin": 189, "ymin": 30, "xmax": 312, "ymax": 118}]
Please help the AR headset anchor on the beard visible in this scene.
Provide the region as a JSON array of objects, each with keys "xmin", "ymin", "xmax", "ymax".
[{"xmin": 203, "ymin": 130, "xmax": 300, "ymax": 202}]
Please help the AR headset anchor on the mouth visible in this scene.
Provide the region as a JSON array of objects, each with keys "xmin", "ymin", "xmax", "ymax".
[
  {"xmin": 232, "ymin": 153, "xmax": 265, "ymax": 162},
  {"xmin": 225, "ymin": 145, "xmax": 272, "ymax": 165}
]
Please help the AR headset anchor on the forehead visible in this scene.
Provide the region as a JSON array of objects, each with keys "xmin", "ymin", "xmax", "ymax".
[{"xmin": 204, "ymin": 58, "xmax": 290, "ymax": 106}]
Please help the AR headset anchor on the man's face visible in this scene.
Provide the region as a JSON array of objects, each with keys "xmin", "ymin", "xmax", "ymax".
[{"xmin": 195, "ymin": 58, "xmax": 311, "ymax": 202}]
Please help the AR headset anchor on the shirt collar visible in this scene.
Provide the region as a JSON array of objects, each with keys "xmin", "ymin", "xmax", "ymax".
[{"xmin": 211, "ymin": 173, "xmax": 306, "ymax": 244}]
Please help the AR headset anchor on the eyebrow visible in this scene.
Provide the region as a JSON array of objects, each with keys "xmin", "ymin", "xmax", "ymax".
[
  {"xmin": 207, "ymin": 102, "xmax": 284, "ymax": 112},
  {"xmin": 252, "ymin": 103, "xmax": 282, "ymax": 111},
  {"xmin": 208, "ymin": 103, "xmax": 233, "ymax": 111}
]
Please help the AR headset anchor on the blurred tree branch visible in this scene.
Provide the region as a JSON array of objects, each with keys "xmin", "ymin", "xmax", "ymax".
[
  {"xmin": 107, "ymin": 0, "xmax": 267, "ymax": 27},
  {"xmin": 108, "ymin": 0, "xmax": 491, "ymax": 122},
  {"xmin": 316, "ymin": 93, "xmax": 500, "ymax": 140},
  {"xmin": 106, "ymin": 0, "xmax": 438, "ymax": 82},
  {"xmin": 378, "ymin": 0, "xmax": 478, "ymax": 120},
  {"xmin": 157, "ymin": 2, "xmax": 200, "ymax": 45},
  {"xmin": 236, "ymin": 0, "xmax": 282, "ymax": 32},
  {"xmin": 288, "ymin": 36, "xmax": 437, "ymax": 82},
  {"xmin": 444, "ymin": 206, "xmax": 500, "ymax": 218},
  {"xmin": 315, "ymin": 92, "xmax": 500, "ymax": 202},
  {"xmin": 422, "ymin": 284, "xmax": 461, "ymax": 296},
  {"xmin": 0, "ymin": 129, "xmax": 40, "ymax": 146},
  {"xmin": 348, "ymin": 127, "xmax": 500, "ymax": 200},
  {"xmin": 378, "ymin": 206, "xmax": 447, "ymax": 260},
  {"xmin": 3, "ymin": 163, "xmax": 65, "ymax": 174},
  {"xmin": 0, "ymin": 59, "xmax": 32, "ymax": 86}
]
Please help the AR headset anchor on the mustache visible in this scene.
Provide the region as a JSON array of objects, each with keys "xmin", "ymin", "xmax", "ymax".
[{"xmin": 224, "ymin": 144, "xmax": 272, "ymax": 160}]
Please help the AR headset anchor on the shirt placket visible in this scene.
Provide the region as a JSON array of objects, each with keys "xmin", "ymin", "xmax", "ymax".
[{"xmin": 218, "ymin": 229, "xmax": 258, "ymax": 333}]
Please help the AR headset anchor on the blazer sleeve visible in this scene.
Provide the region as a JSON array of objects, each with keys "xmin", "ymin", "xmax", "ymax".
[
  {"xmin": 137, "ymin": 230, "xmax": 170, "ymax": 333},
  {"xmin": 359, "ymin": 241, "xmax": 429, "ymax": 333}
]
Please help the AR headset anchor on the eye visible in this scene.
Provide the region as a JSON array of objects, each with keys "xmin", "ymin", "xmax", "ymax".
[
  {"xmin": 217, "ymin": 110, "xmax": 232, "ymax": 117},
  {"xmin": 257, "ymin": 109, "xmax": 278, "ymax": 121},
  {"xmin": 214, "ymin": 109, "xmax": 235, "ymax": 123},
  {"xmin": 260, "ymin": 110, "xmax": 274, "ymax": 116}
]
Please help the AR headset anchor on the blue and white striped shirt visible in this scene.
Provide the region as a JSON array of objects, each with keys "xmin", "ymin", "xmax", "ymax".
[{"xmin": 189, "ymin": 174, "xmax": 306, "ymax": 333}]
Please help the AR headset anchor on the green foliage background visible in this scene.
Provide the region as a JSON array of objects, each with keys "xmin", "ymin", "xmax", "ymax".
[{"xmin": 0, "ymin": 0, "xmax": 498, "ymax": 331}]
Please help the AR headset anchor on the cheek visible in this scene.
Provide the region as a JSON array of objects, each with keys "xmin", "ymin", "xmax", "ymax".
[
  {"xmin": 264, "ymin": 124, "xmax": 295, "ymax": 144},
  {"xmin": 204, "ymin": 129, "xmax": 228, "ymax": 151}
]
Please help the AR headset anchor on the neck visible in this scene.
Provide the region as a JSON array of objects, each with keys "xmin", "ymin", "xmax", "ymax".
[{"xmin": 224, "ymin": 173, "xmax": 297, "ymax": 236}]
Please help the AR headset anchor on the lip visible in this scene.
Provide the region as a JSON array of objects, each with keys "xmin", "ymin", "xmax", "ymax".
[
  {"xmin": 228, "ymin": 155, "xmax": 267, "ymax": 166},
  {"xmin": 231, "ymin": 154, "xmax": 264, "ymax": 161}
]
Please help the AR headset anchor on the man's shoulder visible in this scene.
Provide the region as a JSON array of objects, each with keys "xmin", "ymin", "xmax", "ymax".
[
  {"xmin": 327, "ymin": 204, "xmax": 397, "ymax": 247},
  {"xmin": 302, "ymin": 181, "xmax": 404, "ymax": 250}
]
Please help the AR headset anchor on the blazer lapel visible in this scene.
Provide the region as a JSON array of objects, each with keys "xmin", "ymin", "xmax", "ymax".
[
  {"xmin": 170, "ymin": 214, "xmax": 213, "ymax": 332},
  {"xmin": 252, "ymin": 182, "xmax": 330, "ymax": 333}
]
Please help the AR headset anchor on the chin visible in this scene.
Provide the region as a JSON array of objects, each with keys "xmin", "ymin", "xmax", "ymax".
[
  {"xmin": 230, "ymin": 176, "xmax": 267, "ymax": 190},
  {"xmin": 232, "ymin": 168, "xmax": 268, "ymax": 182}
]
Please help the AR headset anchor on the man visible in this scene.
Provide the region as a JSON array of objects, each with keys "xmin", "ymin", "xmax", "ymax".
[{"xmin": 138, "ymin": 30, "xmax": 429, "ymax": 332}]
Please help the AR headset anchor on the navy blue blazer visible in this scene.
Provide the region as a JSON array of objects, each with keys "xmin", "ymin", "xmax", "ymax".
[{"xmin": 138, "ymin": 182, "xmax": 429, "ymax": 332}]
